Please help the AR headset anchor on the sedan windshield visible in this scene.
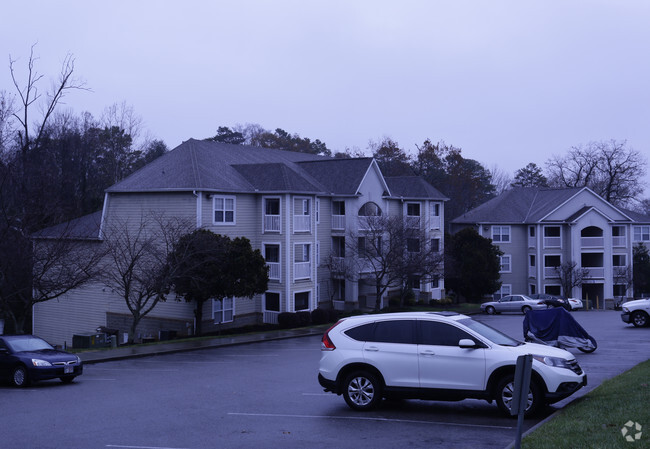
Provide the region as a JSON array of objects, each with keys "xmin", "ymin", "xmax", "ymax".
[
  {"xmin": 6, "ymin": 337, "xmax": 54, "ymax": 352},
  {"xmin": 458, "ymin": 318, "xmax": 521, "ymax": 346}
]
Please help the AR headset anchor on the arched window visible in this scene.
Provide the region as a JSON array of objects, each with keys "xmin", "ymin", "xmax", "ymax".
[
  {"xmin": 358, "ymin": 202, "xmax": 382, "ymax": 216},
  {"xmin": 581, "ymin": 226, "xmax": 603, "ymax": 237}
]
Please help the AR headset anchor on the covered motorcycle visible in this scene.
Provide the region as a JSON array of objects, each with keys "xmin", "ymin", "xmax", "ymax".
[{"xmin": 523, "ymin": 307, "xmax": 597, "ymax": 353}]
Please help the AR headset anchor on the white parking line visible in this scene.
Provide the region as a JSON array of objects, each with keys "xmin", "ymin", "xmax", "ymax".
[
  {"xmin": 90, "ymin": 368, "xmax": 179, "ymax": 372},
  {"xmin": 106, "ymin": 445, "xmax": 190, "ymax": 449},
  {"xmin": 227, "ymin": 412, "xmax": 514, "ymax": 429}
]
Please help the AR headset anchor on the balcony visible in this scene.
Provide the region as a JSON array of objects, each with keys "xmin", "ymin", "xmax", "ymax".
[
  {"xmin": 331, "ymin": 215, "xmax": 346, "ymax": 231},
  {"xmin": 294, "ymin": 215, "xmax": 311, "ymax": 232},
  {"xmin": 294, "ymin": 261, "xmax": 311, "ymax": 280},
  {"xmin": 528, "ymin": 236, "xmax": 536, "ymax": 248},
  {"xmin": 406, "ymin": 216, "xmax": 421, "ymax": 229},
  {"xmin": 264, "ymin": 215, "xmax": 280, "ymax": 232},
  {"xmin": 544, "ymin": 267, "xmax": 559, "ymax": 278},
  {"xmin": 544, "ymin": 237, "xmax": 561, "ymax": 248},
  {"xmin": 581, "ymin": 236, "xmax": 604, "ymax": 247},
  {"xmin": 612, "ymin": 236, "xmax": 626, "ymax": 247},
  {"xmin": 267, "ymin": 262, "xmax": 280, "ymax": 281},
  {"xmin": 583, "ymin": 267, "xmax": 604, "ymax": 278},
  {"xmin": 528, "ymin": 266, "xmax": 536, "ymax": 278}
]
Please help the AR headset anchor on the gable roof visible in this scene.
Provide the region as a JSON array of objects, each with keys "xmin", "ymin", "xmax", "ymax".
[
  {"xmin": 451, "ymin": 187, "xmax": 613, "ymax": 224},
  {"xmin": 32, "ymin": 211, "xmax": 102, "ymax": 240},
  {"xmin": 385, "ymin": 176, "xmax": 448, "ymax": 201},
  {"xmin": 106, "ymin": 139, "xmax": 443, "ymax": 200}
]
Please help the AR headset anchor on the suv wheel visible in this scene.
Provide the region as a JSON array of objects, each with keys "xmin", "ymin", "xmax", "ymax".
[
  {"xmin": 495, "ymin": 375, "xmax": 543, "ymax": 417},
  {"xmin": 343, "ymin": 371, "xmax": 382, "ymax": 411},
  {"xmin": 631, "ymin": 310, "xmax": 649, "ymax": 327}
]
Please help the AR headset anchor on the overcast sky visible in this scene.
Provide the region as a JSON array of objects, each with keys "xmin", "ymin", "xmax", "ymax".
[{"xmin": 2, "ymin": 1, "xmax": 650, "ymax": 192}]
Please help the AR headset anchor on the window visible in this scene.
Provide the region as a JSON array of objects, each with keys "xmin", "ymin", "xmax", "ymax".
[
  {"xmin": 332, "ymin": 237, "xmax": 345, "ymax": 258},
  {"xmin": 213, "ymin": 297, "xmax": 234, "ymax": 323},
  {"xmin": 431, "ymin": 203, "xmax": 440, "ymax": 216},
  {"xmin": 529, "ymin": 226, "xmax": 535, "ymax": 237},
  {"xmin": 264, "ymin": 244, "xmax": 280, "ymax": 281},
  {"xmin": 499, "ymin": 255, "xmax": 511, "ymax": 273},
  {"xmin": 372, "ymin": 320, "xmax": 416, "ymax": 344},
  {"xmin": 492, "ymin": 226, "xmax": 510, "ymax": 243},
  {"xmin": 633, "ymin": 226, "xmax": 650, "ymax": 242},
  {"xmin": 332, "ymin": 201, "xmax": 345, "ymax": 216},
  {"xmin": 264, "ymin": 292, "xmax": 280, "ymax": 312},
  {"xmin": 407, "ymin": 238, "xmax": 421, "ymax": 253},
  {"xmin": 345, "ymin": 323, "xmax": 375, "ymax": 341},
  {"xmin": 407, "ymin": 203, "xmax": 420, "ymax": 216},
  {"xmin": 493, "ymin": 284, "xmax": 511, "ymax": 300},
  {"xmin": 213, "ymin": 196, "xmax": 235, "ymax": 224},
  {"xmin": 529, "ymin": 255, "xmax": 536, "ymax": 266},
  {"xmin": 613, "ymin": 284, "xmax": 627, "ymax": 297},
  {"xmin": 294, "ymin": 291, "xmax": 310, "ymax": 311},
  {"xmin": 316, "ymin": 199, "xmax": 320, "ymax": 224},
  {"xmin": 545, "ymin": 285, "xmax": 561, "ymax": 296},
  {"xmin": 359, "ymin": 202, "xmax": 382, "ymax": 216},
  {"xmin": 358, "ymin": 236, "xmax": 381, "ymax": 257},
  {"xmin": 264, "ymin": 198, "xmax": 281, "ymax": 232},
  {"xmin": 613, "ymin": 254, "xmax": 626, "ymax": 267},
  {"xmin": 294, "ymin": 197, "xmax": 311, "ymax": 232},
  {"xmin": 419, "ymin": 321, "xmax": 476, "ymax": 346},
  {"xmin": 529, "ymin": 284, "xmax": 536, "ymax": 295},
  {"xmin": 544, "ymin": 226, "xmax": 561, "ymax": 248},
  {"xmin": 294, "ymin": 243, "xmax": 311, "ymax": 280},
  {"xmin": 407, "ymin": 275, "xmax": 421, "ymax": 291},
  {"xmin": 431, "ymin": 238, "xmax": 440, "ymax": 252}
]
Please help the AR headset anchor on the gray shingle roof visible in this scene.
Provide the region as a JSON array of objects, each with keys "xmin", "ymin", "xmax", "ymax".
[
  {"xmin": 106, "ymin": 139, "xmax": 443, "ymax": 200},
  {"xmin": 451, "ymin": 187, "xmax": 586, "ymax": 224},
  {"xmin": 32, "ymin": 211, "xmax": 102, "ymax": 240}
]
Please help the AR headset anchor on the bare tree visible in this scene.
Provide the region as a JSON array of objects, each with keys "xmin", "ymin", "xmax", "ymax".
[
  {"xmin": 489, "ymin": 164, "xmax": 513, "ymax": 195},
  {"xmin": 546, "ymin": 140, "xmax": 647, "ymax": 206},
  {"xmin": 320, "ymin": 251, "xmax": 357, "ymax": 308},
  {"xmin": 100, "ymin": 214, "xmax": 194, "ymax": 342},
  {"xmin": 613, "ymin": 265, "xmax": 634, "ymax": 308},
  {"xmin": 554, "ymin": 261, "xmax": 589, "ymax": 299},
  {"xmin": 350, "ymin": 215, "xmax": 444, "ymax": 310}
]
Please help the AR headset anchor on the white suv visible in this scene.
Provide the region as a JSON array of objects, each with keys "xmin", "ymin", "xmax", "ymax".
[{"xmin": 318, "ymin": 312, "xmax": 587, "ymax": 417}]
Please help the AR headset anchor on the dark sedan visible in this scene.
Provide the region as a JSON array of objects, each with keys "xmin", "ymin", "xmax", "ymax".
[
  {"xmin": 0, "ymin": 335, "xmax": 83, "ymax": 387},
  {"xmin": 529, "ymin": 293, "xmax": 570, "ymax": 310}
]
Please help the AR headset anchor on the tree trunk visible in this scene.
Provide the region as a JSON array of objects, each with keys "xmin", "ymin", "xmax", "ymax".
[{"xmin": 194, "ymin": 299, "xmax": 205, "ymax": 336}]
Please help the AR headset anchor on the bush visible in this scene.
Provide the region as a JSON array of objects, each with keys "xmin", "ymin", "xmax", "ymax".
[
  {"xmin": 311, "ymin": 308, "xmax": 329, "ymax": 325},
  {"xmin": 278, "ymin": 312, "xmax": 300, "ymax": 329},
  {"xmin": 327, "ymin": 309, "xmax": 342, "ymax": 323},
  {"xmin": 296, "ymin": 311, "xmax": 311, "ymax": 326}
]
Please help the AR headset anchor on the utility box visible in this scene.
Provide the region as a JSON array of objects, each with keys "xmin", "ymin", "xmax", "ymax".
[{"xmin": 72, "ymin": 333, "xmax": 108, "ymax": 349}]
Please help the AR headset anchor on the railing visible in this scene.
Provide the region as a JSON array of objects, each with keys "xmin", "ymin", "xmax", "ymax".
[
  {"xmin": 330, "ymin": 257, "xmax": 346, "ymax": 274},
  {"xmin": 581, "ymin": 236, "xmax": 604, "ymax": 247},
  {"xmin": 544, "ymin": 267, "xmax": 560, "ymax": 278},
  {"xmin": 430, "ymin": 215, "xmax": 441, "ymax": 230},
  {"xmin": 584, "ymin": 267, "xmax": 604, "ymax": 278},
  {"xmin": 612, "ymin": 236, "xmax": 626, "ymax": 247},
  {"xmin": 294, "ymin": 261, "xmax": 311, "ymax": 279},
  {"xmin": 528, "ymin": 236, "xmax": 536, "ymax": 248},
  {"xmin": 293, "ymin": 215, "xmax": 311, "ymax": 232},
  {"xmin": 263, "ymin": 310, "xmax": 279, "ymax": 324},
  {"xmin": 267, "ymin": 262, "xmax": 280, "ymax": 280},
  {"xmin": 406, "ymin": 216, "xmax": 420, "ymax": 229},
  {"xmin": 544, "ymin": 237, "xmax": 561, "ymax": 248},
  {"xmin": 528, "ymin": 266, "xmax": 536, "ymax": 278},
  {"xmin": 331, "ymin": 215, "xmax": 346, "ymax": 231},
  {"xmin": 264, "ymin": 215, "xmax": 281, "ymax": 232}
]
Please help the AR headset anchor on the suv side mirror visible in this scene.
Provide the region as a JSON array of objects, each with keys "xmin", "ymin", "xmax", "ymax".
[{"xmin": 459, "ymin": 339, "xmax": 477, "ymax": 349}]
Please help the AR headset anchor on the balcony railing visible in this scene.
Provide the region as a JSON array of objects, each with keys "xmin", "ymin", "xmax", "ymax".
[
  {"xmin": 584, "ymin": 267, "xmax": 604, "ymax": 278},
  {"xmin": 264, "ymin": 215, "xmax": 281, "ymax": 232},
  {"xmin": 293, "ymin": 215, "xmax": 311, "ymax": 232},
  {"xmin": 294, "ymin": 261, "xmax": 311, "ymax": 280},
  {"xmin": 612, "ymin": 236, "xmax": 626, "ymax": 247},
  {"xmin": 331, "ymin": 215, "xmax": 346, "ymax": 231},
  {"xmin": 528, "ymin": 236, "xmax": 536, "ymax": 248},
  {"xmin": 581, "ymin": 236, "xmax": 604, "ymax": 247},
  {"xmin": 406, "ymin": 216, "xmax": 421, "ymax": 229},
  {"xmin": 544, "ymin": 237, "xmax": 561, "ymax": 248},
  {"xmin": 528, "ymin": 266, "xmax": 536, "ymax": 278},
  {"xmin": 430, "ymin": 215, "xmax": 441, "ymax": 230},
  {"xmin": 544, "ymin": 267, "xmax": 559, "ymax": 278},
  {"xmin": 267, "ymin": 262, "xmax": 280, "ymax": 280}
]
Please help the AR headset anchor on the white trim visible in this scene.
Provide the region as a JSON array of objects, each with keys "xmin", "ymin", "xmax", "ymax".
[
  {"xmin": 212, "ymin": 195, "xmax": 236, "ymax": 225},
  {"xmin": 99, "ymin": 193, "xmax": 110, "ymax": 239},
  {"xmin": 294, "ymin": 289, "xmax": 311, "ymax": 312},
  {"xmin": 499, "ymin": 255, "xmax": 512, "ymax": 273},
  {"xmin": 492, "ymin": 225, "xmax": 511, "ymax": 243},
  {"xmin": 262, "ymin": 242, "xmax": 281, "ymax": 282},
  {"xmin": 213, "ymin": 297, "xmax": 235, "ymax": 323},
  {"xmin": 262, "ymin": 196, "xmax": 282, "ymax": 234}
]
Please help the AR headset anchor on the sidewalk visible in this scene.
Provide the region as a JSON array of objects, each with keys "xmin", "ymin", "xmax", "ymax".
[{"xmin": 78, "ymin": 326, "xmax": 328, "ymax": 364}]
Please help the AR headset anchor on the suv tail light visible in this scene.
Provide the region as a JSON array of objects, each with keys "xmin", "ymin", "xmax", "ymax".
[{"xmin": 321, "ymin": 321, "xmax": 341, "ymax": 351}]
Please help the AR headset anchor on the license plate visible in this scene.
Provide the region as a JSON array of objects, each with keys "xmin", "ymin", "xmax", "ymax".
[{"xmin": 64, "ymin": 366, "xmax": 73, "ymax": 374}]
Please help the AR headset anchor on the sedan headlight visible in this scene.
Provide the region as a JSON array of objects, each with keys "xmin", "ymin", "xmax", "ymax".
[
  {"xmin": 532, "ymin": 355, "xmax": 572, "ymax": 370},
  {"xmin": 31, "ymin": 359, "xmax": 52, "ymax": 367}
]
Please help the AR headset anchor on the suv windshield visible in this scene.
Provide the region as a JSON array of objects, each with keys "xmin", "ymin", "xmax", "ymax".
[{"xmin": 458, "ymin": 318, "xmax": 521, "ymax": 346}]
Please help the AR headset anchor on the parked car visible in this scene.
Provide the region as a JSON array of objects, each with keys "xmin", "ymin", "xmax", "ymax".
[
  {"xmin": 481, "ymin": 295, "xmax": 547, "ymax": 315},
  {"xmin": 565, "ymin": 298, "xmax": 583, "ymax": 310},
  {"xmin": 0, "ymin": 335, "xmax": 83, "ymax": 387},
  {"xmin": 621, "ymin": 298, "xmax": 650, "ymax": 327},
  {"xmin": 318, "ymin": 312, "xmax": 587, "ymax": 417}
]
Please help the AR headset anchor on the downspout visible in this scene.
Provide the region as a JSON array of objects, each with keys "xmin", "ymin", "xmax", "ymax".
[
  {"xmin": 193, "ymin": 190, "xmax": 202, "ymax": 229},
  {"xmin": 285, "ymin": 194, "xmax": 292, "ymax": 313}
]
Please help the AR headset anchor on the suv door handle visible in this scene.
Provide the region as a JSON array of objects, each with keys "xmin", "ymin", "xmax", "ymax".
[{"xmin": 365, "ymin": 346, "xmax": 379, "ymax": 352}]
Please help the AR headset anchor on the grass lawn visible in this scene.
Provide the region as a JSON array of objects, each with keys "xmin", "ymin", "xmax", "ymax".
[{"xmin": 522, "ymin": 359, "xmax": 650, "ymax": 448}]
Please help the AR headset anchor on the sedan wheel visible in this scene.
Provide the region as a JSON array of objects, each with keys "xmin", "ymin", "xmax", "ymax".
[
  {"xmin": 343, "ymin": 371, "xmax": 382, "ymax": 411},
  {"xmin": 522, "ymin": 306, "xmax": 532, "ymax": 314},
  {"xmin": 12, "ymin": 366, "xmax": 29, "ymax": 387},
  {"xmin": 486, "ymin": 306, "xmax": 496, "ymax": 315}
]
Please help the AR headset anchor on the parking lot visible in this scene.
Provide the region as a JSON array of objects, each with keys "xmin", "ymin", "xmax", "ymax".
[{"xmin": 0, "ymin": 310, "xmax": 646, "ymax": 449}]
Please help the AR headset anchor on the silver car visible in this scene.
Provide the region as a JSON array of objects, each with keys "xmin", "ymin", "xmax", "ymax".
[{"xmin": 481, "ymin": 294, "xmax": 547, "ymax": 315}]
